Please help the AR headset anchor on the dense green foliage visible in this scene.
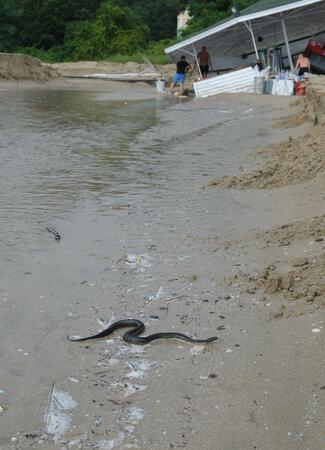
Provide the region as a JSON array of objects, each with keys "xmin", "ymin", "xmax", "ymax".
[
  {"xmin": 0, "ymin": 0, "xmax": 256, "ymax": 62},
  {"xmin": 185, "ymin": 0, "xmax": 256, "ymax": 35},
  {"xmin": 113, "ymin": 0, "xmax": 188, "ymax": 41},
  {"xmin": 64, "ymin": 3, "xmax": 149, "ymax": 60}
]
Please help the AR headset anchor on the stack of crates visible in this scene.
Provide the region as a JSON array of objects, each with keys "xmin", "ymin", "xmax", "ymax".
[{"xmin": 306, "ymin": 39, "xmax": 325, "ymax": 74}]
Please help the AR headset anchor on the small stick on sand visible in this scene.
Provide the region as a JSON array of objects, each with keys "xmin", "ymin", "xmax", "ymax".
[{"xmin": 46, "ymin": 226, "xmax": 61, "ymax": 240}]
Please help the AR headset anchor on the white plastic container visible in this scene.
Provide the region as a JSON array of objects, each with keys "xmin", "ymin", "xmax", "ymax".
[
  {"xmin": 156, "ymin": 80, "xmax": 166, "ymax": 93},
  {"xmin": 254, "ymin": 76, "xmax": 265, "ymax": 94}
]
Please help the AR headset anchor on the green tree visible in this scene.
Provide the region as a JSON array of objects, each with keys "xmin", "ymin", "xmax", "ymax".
[
  {"xmin": 0, "ymin": 0, "xmax": 23, "ymax": 50},
  {"xmin": 16, "ymin": 0, "xmax": 102, "ymax": 49},
  {"xmin": 65, "ymin": 2, "xmax": 149, "ymax": 59},
  {"xmin": 185, "ymin": 0, "xmax": 257, "ymax": 35},
  {"xmin": 0, "ymin": 0, "xmax": 258, "ymax": 60},
  {"xmin": 113, "ymin": 0, "xmax": 188, "ymax": 41}
]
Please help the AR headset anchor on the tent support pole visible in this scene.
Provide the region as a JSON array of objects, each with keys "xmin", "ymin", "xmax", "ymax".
[
  {"xmin": 244, "ymin": 21, "xmax": 259, "ymax": 60},
  {"xmin": 280, "ymin": 15, "xmax": 294, "ymax": 72},
  {"xmin": 182, "ymin": 49, "xmax": 195, "ymax": 57},
  {"xmin": 192, "ymin": 44, "xmax": 203, "ymax": 79}
]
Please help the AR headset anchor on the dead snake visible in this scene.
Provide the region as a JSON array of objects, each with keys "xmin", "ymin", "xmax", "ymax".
[{"xmin": 68, "ymin": 318, "xmax": 218, "ymax": 345}]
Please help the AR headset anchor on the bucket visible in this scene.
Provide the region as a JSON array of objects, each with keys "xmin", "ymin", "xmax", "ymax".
[
  {"xmin": 264, "ymin": 79, "xmax": 274, "ymax": 95},
  {"xmin": 156, "ymin": 80, "xmax": 166, "ymax": 94},
  {"xmin": 254, "ymin": 76, "xmax": 265, "ymax": 94}
]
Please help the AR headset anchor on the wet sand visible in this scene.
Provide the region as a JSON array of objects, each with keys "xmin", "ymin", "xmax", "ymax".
[
  {"xmin": 0, "ymin": 80, "xmax": 324, "ymax": 450},
  {"xmin": 0, "ymin": 78, "xmax": 162, "ymax": 101}
]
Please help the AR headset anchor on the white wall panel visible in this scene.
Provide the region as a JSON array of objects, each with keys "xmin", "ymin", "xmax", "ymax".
[{"xmin": 193, "ymin": 67, "xmax": 258, "ymax": 97}]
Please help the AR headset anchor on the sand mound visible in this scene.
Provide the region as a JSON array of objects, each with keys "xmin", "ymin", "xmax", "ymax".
[
  {"xmin": 207, "ymin": 76, "xmax": 325, "ymax": 190},
  {"xmin": 225, "ymin": 213, "xmax": 325, "ymax": 317},
  {"xmin": 0, "ymin": 53, "xmax": 57, "ymax": 81},
  {"xmin": 226, "ymin": 251, "xmax": 325, "ymax": 319},
  {"xmin": 236, "ymin": 254, "xmax": 325, "ymax": 305},
  {"xmin": 274, "ymin": 80, "xmax": 323, "ymax": 128},
  {"xmin": 257, "ymin": 214, "xmax": 325, "ymax": 246},
  {"xmin": 208, "ymin": 130, "xmax": 325, "ymax": 189}
]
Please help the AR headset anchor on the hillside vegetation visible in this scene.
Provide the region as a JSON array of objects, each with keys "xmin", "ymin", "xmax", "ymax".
[{"xmin": 0, "ymin": 0, "xmax": 256, "ymax": 63}]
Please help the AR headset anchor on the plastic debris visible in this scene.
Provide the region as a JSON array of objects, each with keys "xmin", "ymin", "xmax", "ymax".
[
  {"xmin": 123, "ymin": 382, "xmax": 147, "ymax": 398},
  {"xmin": 148, "ymin": 287, "xmax": 165, "ymax": 301},
  {"xmin": 44, "ymin": 384, "xmax": 78, "ymax": 442},
  {"xmin": 68, "ymin": 377, "xmax": 80, "ymax": 383},
  {"xmin": 126, "ymin": 254, "xmax": 152, "ymax": 272},
  {"xmin": 126, "ymin": 359, "xmax": 156, "ymax": 379},
  {"xmin": 117, "ymin": 345, "xmax": 146, "ymax": 356},
  {"xmin": 65, "ymin": 437, "xmax": 87, "ymax": 448},
  {"xmin": 97, "ymin": 358, "xmax": 119, "ymax": 368},
  {"xmin": 94, "ymin": 415, "xmax": 104, "ymax": 426},
  {"xmin": 92, "ymin": 432, "xmax": 125, "ymax": 449},
  {"xmin": 109, "ymin": 381, "xmax": 147, "ymax": 398},
  {"xmin": 199, "ymin": 375, "xmax": 209, "ymax": 380},
  {"xmin": 128, "ymin": 407, "xmax": 144, "ymax": 422},
  {"xmin": 189, "ymin": 344, "xmax": 206, "ymax": 354}
]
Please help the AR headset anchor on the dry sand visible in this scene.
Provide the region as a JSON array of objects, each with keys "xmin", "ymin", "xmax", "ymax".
[
  {"xmin": 207, "ymin": 79, "xmax": 325, "ymax": 190},
  {"xmin": 0, "ymin": 53, "xmax": 57, "ymax": 81},
  {"xmin": 0, "ymin": 53, "xmax": 174, "ymax": 82},
  {"xmin": 208, "ymin": 75, "xmax": 325, "ymax": 325},
  {"xmin": 201, "ymin": 78, "xmax": 325, "ymax": 449}
]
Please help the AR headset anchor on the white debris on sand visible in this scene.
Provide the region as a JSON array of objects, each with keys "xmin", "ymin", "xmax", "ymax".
[{"xmin": 44, "ymin": 384, "xmax": 78, "ymax": 442}]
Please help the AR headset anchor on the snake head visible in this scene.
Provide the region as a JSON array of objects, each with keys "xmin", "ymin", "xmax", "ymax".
[{"xmin": 67, "ymin": 335, "xmax": 82, "ymax": 341}]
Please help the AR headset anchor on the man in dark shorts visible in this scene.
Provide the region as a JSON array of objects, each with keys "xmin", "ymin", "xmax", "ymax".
[
  {"xmin": 168, "ymin": 56, "xmax": 191, "ymax": 95},
  {"xmin": 197, "ymin": 46, "xmax": 213, "ymax": 79},
  {"xmin": 295, "ymin": 53, "xmax": 311, "ymax": 76}
]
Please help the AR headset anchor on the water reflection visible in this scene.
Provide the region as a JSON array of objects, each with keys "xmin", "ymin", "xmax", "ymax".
[
  {"xmin": 0, "ymin": 88, "xmax": 259, "ymax": 260},
  {"xmin": 0, "ymin": 90, "xmax": 165, "ymax": 244}
]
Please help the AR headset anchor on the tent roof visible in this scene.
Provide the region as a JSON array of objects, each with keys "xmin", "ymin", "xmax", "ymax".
[
  {"xmin": 165, "ymin": 0, "xmax": 325, "ymax": 61},
  {"xmin": 240, "ymin": 0, "xmax": 314, "ymax": 14}
]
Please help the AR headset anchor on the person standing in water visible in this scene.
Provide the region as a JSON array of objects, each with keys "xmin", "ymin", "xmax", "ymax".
[
  {"xmin": 197, "ymin": 46, "xmax": 213, "ymax": 79},
  {"xmin": 168, "ymin": 56, "xmax": 191, "ymax": 95}
]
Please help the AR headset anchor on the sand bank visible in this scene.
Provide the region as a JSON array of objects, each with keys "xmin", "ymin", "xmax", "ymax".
[
  {"xmin": 0, "ymin": 53, "xmax": 174, "ymax": 82},
  {"xmin": 0, "ymin": 53, "xmax": 174, "ymax": 100},
  {"xmin": 208, "ymin": 75, "xmax": 325, "ymax": 323},
  {"xmin": 207, "ymin": 77, "xmax": 325, "ymax": 189},
  {"xmin": 0, "ymin": 53, "xmax": 57, "ymax": 81}
]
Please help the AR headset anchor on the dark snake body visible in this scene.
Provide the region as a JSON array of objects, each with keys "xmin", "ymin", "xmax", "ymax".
[{"xmin": 68, "ymin": 319, "xmax": 218, "ymax": 345}]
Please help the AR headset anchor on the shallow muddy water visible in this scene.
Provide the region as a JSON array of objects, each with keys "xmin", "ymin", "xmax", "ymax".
[
  {"xmin": 0, "ymin": 90, "xmax": 284, "ymax": 255},
  {"xmin": 2, "ymin": 89, "xmax": 313, "ymax": 450}
]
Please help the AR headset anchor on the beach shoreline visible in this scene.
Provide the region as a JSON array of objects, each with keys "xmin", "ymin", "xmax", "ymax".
[{"xmin": 0, "ymin": 74, "xmax": 324, "ymax": 449}]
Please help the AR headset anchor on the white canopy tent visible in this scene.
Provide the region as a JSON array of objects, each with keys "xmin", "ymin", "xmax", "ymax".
[{"xmin": 165, "ymin": 0, "xmax": 325, "ymax": 73}]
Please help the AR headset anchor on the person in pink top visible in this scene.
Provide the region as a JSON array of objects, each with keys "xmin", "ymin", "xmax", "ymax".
[{"xmin": 197, "ymin": 46, "xmax": 213, "ymax": 79}]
